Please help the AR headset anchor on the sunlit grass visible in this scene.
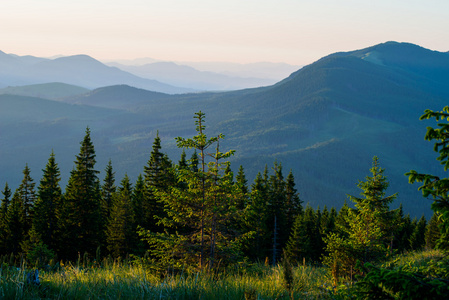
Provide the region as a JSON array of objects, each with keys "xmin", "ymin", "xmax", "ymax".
[
  {"xmin": 0, "ymin": 259, "xmax": 336, "ymax": 299},
  {"xmin": 5, "ymin": 251, "xmax": 442, "ymax": 299},
  {"xmin": 381, "ymin": 249, "xmax": 444, "ymax": 269}
]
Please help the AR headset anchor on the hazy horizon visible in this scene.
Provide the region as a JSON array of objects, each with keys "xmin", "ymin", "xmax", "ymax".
[{"xmin": 2, "ymin": 1, "xmax": 449, "ymax": 66}]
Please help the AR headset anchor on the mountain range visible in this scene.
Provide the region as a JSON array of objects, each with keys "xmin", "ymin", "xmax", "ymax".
[
  {"xmin": 1, "ymin": 41, "xmax": 448, "ymax": 218},
  {"xmin": 0, "ymin": 51, "xmax": 299, "ymax": 92},
  {"xmin": 0, "ymin": 51, "xmax": 190, "ymax": 93},
  {"xmin": 105, "ymin": 61, "xmax": 283, "ymax": 91}
]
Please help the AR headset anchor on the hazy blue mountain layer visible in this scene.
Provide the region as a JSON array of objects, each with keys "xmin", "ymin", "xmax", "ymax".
[
  {"xmin": 107, "ymin": 61, "xmax": 290, "ymax": 90},
  {"xmin": 0, "ymin": 51, "xmax": 191, "ymax": 94}
]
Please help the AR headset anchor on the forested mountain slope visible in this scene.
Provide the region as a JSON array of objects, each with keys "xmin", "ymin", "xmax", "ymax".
[
  {"xmin": 1, "ymin": 42, "xmax": 447, "ymax": 217},
  {"xmin": 0, "ymin": 82, "xmax": 90, "ymax": 100}
]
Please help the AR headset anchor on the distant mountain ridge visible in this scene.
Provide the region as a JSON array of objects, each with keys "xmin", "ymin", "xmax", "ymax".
[
  {"xmin": 106, "ymin": 61, "xmax": 278, "ymax": 90},
  {"xmin": 0, "ymin": 50, "xmax": 300, "ymax": 92},
  {"xmin": 104, "ymin": 58, "xmax": 299, "ymax": 80},
  {"xmin": 0, "ymin": 52, "xmax": 192, "ymax": 94},
  {"xmin": 63, "ymin": 84, "xmax": 171, "ymax": 109},
  {"xmin": 1, "ymin": 41, "xmax": 448, "ymax": 218}
]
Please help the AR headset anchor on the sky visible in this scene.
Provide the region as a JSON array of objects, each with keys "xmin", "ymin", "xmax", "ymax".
[{"xmin": 2, "ymin": 0, "xmax": 449, "ymax": 65}]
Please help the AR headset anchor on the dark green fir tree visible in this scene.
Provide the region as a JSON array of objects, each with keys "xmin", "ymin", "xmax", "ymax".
[
  {"xmin": 285, "ymin": 170, "xmax": 303, "ymax": 232},
  {"xmin": 17, "ymin": 164, "xmax": 36, "ymax": 230},
  {"xmin": 143, "ymin": 132, "xmax": 174, "ymax": 232},
  {"xmin": 106, "ymin": 174, "xmax": 135, "ymax": 258},
  {"xmin": 335, "ymin": 201, "xmax": 351, "ymax": 237},
  {"xmin": 240, "ymin": 172, "xmax": 270, "ymax": 261},
  {"xmin": 409, "ymin": 215, "xmax": 426, "ymax": 250},
  {"xmin": 59, "ymin": 127, "xmax": 102, "ymax": 259},
  {"xmin": 131, "ymin": 174, "xmax": 146, "ymax": 254},
  {"xmin": 189, "ymin": 151, "xmax": 199, "ymax": 173},
  {"xmin": 132, "ymin": 174, "xmax": 145, "ymax": 230},
  {"xmin": 4, "ymin": 190, "xmax": 25, "ymax": 254},
  {"xmin": 396, "ymin": 212, "xmax": 413, "ymax": 252},
  {"xmin": 178, "ymin": 150, "xmax": 188, "ymax": 170},
  {"xmin": 32, "ymin": 151, "xmax": 62, "ymax": 252},
  {"xmin": 101, "ymin": 160, "xmax": 116, "ymax": 225},
  {"xmin": 285, "ymin": 204, "xmax": 320, "ymax": 264},
  {"xmin": 140, "ymin": 112, "xmax": 239, "ymax": 272},
  {"xmin": 425, "ymin": 212, "xmax": 441, "ymax": 250},
  {"xmin": 0, "ymin": 183, "xmax": 12, "ymax": 254},
  {"xmin": 268, "ymin": 162, "xmax": 287, "ymax": 265},
  {"xmin": 324, "ymin": 157, "xmax": 396, "ymax": 283},
  {"xmin": 235, "ymin": 165, "xmax": 249, "ymax": 207}
]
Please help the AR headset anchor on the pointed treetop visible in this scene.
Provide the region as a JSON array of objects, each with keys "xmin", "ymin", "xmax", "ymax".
[
  {"xmin": 2, "ymin": 182, "xmax": 11, "ymax": 201},
  {"xmin": 194, "ymin": 111, "xmax": 206, "ymax": 133},
  {"xmin": 119, "ymin": 173, "xmax": 132, "ymax": 193},
  {"xmin": 75, "ymin": 126, "xmax": 98, "ymax": 174},
  {"xmin": 178, "ymin": 150, "xmax": 188, "ymax": 169}
]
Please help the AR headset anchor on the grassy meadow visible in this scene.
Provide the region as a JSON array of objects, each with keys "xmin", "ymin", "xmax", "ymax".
[
  {"xmin": 1, "ymin": 257, "xmax": 331, "ymax": 299},
  {"xmin": 0, "ymin": 249, "xmax": 445, "ymax": 299}
]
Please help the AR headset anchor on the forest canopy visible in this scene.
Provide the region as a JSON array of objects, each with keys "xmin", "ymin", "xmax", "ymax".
[{"xmin": 0, "ymin": 109, "xmax": 447, "ymax": 287}]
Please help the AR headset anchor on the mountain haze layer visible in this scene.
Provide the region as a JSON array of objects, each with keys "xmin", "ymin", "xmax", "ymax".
[
  {"xmin": 0, "ymin": 52, "xmax": 191, "ymax": 94},
  {"xmin": 106, "ymin": 60, "xmax": 300, "ymax": 90},
  {"xmin": 1, "ymin": 42, "xmax": 447, "ymax": 218},
  {"xmin": 106, "ymin": 61, "xmax": 277, "ymax": 90}
]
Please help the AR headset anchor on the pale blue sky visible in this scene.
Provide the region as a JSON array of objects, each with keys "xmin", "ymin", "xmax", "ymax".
[{"xmin": 2, "ymin": 0, "xmax": 448, "ymax": 64}]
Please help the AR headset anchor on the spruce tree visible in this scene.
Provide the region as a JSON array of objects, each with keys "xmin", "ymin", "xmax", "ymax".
[
  {"xmin": 17, "ymin": 164, "xmax": 36, "ymax": 230},
  {"xmin": 285, "ymin": 204, "xmax": 320, "ymax": 264},
  {"xmin": 143, "ymin": 132, "xmax": 174, "ymax": 233},
  {"xmin": 320, "ymin": 206, "xmax": 336, "ymax": 237},
  {"xmin": 101, "ymin": 160, "xmax": 116, "ymax": 224},
  {"xmin": 233, "ymin": 165, "xmax": 249, "ymax": 233},
  {"xmin": 32, "ymin": 151, "xmax": 62, "ymax": 252},
  {"xmin": 178, "ymin": 150, "xmax": 188, "ymax": 170},
  {"xmin": 131, "ymin": 174, "xmax": 146, "ymax": 254},
  {"xmin": 224, "ymin": 163, "xmax": 233, "ymax": 180},
  {"xmin": 99, "ymin": 160, "xmax": 116, "ymax": 249},
  {"xmin": 324, "ymin": 157, "xmax": 396, "ymax": 282},
  {"xmin": 14, "ymin": 165, "xmax": 37, "ymax": 253},
  {"xmin": 132, "ymin": 174, "xmax": 145, "ymax": 229},
  {"xmin": 140, "ymin": 112, "xmax": 239, "ymax": 271},
  {"xmin": 318, "ymin": 206, "xmax": 335, "ymax": 258},
  {"xmin": 0, "ymin": 183, "xmax": 12, "ymax": 254},
  {"xmin": 348, "ymin": 156, "xmax": 397, "ymax": 248},
  {"xmin": 235, "ymin": 165, "xmax": 249, "ymax": 208},
  {"xmin": 106, "ymin": 174, "xmax": 135, "ymax": 258},
  {"xmin": 59, "ymin": 127, "xmax": 102, "ymax": 259},
  {"xmin": 425, "ymin": 212, "xmax": 441, "ymax": 250},
  {"xmin": 4, "ymin": 190, "xmax": 25, "ymax": 254},
  {"xmin": 330, "ymin": 207, "xmax": 338, "ymax": 225},
  {"xmin": 268, "ymin": 162, "xmax": 287, "ymax": 265},
  {"xmin": 391, "ymin": 203, "xmax": 406, "ymax": 251},
  {"xmin": 241, "ymin": 172, "xmax": 270, "ymax": 261},
  {"xmin": 285, "ymin": 170, "xmax": 302, "ymax": 232},
  {"xmin": 173, "ymin": 111, "xmax": 236, "ymax": 270},
  {"xmin": 396, "ymin": 213, "xmax": 413, "ymax": 252},
  {"xmin": 409, "ymin": 215, "xmax": 426, "ymax": 250},
  {"xmin": 335, "ymin": 201, "xmax": 351, "ymax": 237},
  {"xmin": 0, "ymin": 183, "xmax": 11, "ymax": 218},
  {"xmin": 189, "ymin": 151, "xmax": 199, "ymax": 172}
]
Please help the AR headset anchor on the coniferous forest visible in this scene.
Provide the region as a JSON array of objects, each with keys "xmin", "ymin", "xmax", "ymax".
[{"xmin": 1, "ymin": 109, "xmax": 449, "ymax": 299}]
